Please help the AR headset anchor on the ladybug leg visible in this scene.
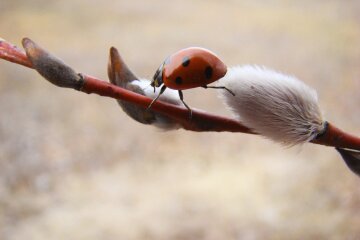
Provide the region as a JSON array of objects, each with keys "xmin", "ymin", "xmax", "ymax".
[
  {"xmin": 202, "ymin": 85, "xmax": 235, "ymax": 96},
  {"xmin": 146, "ymin": 85, "xmax": 167, "ymax": 111},
  {"xmin": 178, "ymin": 90, "xmax": 193, "ymax": 119}
]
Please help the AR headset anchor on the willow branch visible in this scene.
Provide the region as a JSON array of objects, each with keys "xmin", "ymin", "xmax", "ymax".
[
  {"xmin": 1, "ymin": 37, "xmax": 360, "ymax": 151},
  {"xmin": 1, "ymin": 38, "xmax": 253, "ymax": 133}
]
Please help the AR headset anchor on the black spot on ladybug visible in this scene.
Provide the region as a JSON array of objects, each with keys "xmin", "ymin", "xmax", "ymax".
[
  {"xmin": 204, "ymin": 66, "xmax": 213, "ymax": 79},
  {"xmin": 175, "ymin": 76, "xmax": 183, "ymax": 85},
  {"xmin": 182, "ymin": 56, "xmax": 190, "ymax": 67}
]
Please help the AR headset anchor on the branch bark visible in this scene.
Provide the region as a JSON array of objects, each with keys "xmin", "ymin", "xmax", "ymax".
[{"xmin": 1, "ymin": 37, "xmax": 359, "ymax": 151}]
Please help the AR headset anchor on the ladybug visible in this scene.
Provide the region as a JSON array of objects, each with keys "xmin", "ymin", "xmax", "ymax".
[{"xmin": 148, "ymin": 47, "xmax": 235, "ymax": 117}]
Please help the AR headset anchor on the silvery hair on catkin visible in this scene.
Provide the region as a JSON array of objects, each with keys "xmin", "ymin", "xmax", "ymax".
[{"xmin": 218, "ymin": 65, "xmax": 326, "ymax": 146}]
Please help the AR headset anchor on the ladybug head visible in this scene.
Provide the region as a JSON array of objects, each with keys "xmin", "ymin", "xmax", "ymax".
[{"xmin": 151, "ymin": 63, "xmax": 164, "ymax": 92}]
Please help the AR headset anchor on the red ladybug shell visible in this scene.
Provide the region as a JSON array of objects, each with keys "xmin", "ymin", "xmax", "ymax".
[{"xmin": 162, "ymin": 47, "xmax": 227, "ymax": 90}]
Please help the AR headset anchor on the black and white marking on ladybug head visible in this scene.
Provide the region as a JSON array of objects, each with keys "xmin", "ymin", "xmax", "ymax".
[{"xmin": 151, "ymin": 62, "xmax": 164, "ymax": 90}]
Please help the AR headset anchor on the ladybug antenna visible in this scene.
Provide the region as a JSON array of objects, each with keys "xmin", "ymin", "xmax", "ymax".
[{"xmin": 149, "ymin": 79, "xmax": 156, "ymax": 92}]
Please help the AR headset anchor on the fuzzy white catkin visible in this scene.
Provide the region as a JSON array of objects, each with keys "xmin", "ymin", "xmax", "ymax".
[
  {"xmin": 131, "ymin": 79, "xmax": 182, "ymax": 130},
  {"xmin": 218, "ymin": 65, "xmax": 325, "ymax": 146},
  {"xmin": 133, "ymin": 79, "xmax": 181, "ymax": 106}
]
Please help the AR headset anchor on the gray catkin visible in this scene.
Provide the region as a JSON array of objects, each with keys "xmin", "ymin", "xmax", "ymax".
[{"xmin": 218, "ymin": 65, "xmax": 325, "ymax": 146}]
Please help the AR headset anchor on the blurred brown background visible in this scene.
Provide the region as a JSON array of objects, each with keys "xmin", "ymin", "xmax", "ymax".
[{"xmin": 1, "ymin": 1, "xmax": 360, "ymax": 239}]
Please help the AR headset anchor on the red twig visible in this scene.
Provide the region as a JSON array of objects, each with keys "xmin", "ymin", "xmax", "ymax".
[
  {"xmin": 0, "ymin": 39, "xmax": 31, "ymax": 68},
  {"xmin": 12, "ymin": 38, "xmax": 254, "ymax": 133},
  {"xmin": 312, "ymin": 123, "xmax": 360, "ymax": 150},
  {"xmin": 82, "ymin": 75, "xmax": 252, "ymax": 133},
  {"xmin": 1, "ymin": 37, "xmax": 360, "ymax": 150}
]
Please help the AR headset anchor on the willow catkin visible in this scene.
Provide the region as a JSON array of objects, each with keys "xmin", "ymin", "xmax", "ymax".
[
  {"xmin": 131, "ymin": 79, "xmax": 182, "ymax": 130},
  {"xmin": 218, "ymin": 65, "xmax": 325, "ymax": 146}
]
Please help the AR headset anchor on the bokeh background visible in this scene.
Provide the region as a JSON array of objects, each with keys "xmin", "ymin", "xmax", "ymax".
[{"xmin": 1, "ymin": 1, "xmax": 360, "ymax": 239}]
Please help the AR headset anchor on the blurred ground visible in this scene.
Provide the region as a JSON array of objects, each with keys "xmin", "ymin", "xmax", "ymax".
[{"xmin": 1, "ymin": 1, "xmax": 360, "ymax": 239}]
